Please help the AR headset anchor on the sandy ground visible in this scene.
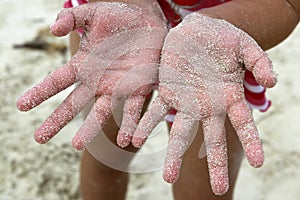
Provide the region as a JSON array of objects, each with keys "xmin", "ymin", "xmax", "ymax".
[{"xmin": 1, "ymin": 0, "xmax": 300, "ymax": 199}]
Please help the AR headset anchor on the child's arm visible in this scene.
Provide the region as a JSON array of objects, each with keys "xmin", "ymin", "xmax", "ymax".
[{"xmin": 199, "ymin": 0, "xmax": 300, "ymax": 50}]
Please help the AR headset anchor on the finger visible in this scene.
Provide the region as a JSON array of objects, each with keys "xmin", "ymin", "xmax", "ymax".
[
  {"xmin": 50, "ymin": 10, "xmax": 75, "ymax": 37},
  {"xmin": 227, "ymin": 100, "xmax": 264, "ymax": 167},
  {"xmin": 240, "ymin": 33, "xmax": 277, "ymax": 88},
  {"xmin": 202, "ymin": 115, "xmax": 229, "ymax": 195},
  {"xmin": 163, "ymin": 114, "xmax": 195, "ymax": 183},
  {"xmin": 251, "ymin": 56, "xmax": 277, "ymax": 88},
  {"xmin": 34, "ymin": 84, "xmax": 94, "ymax": 144},
  {"xmin": 16, "ymin": 53, "xmax": 82, "ymax": 111},
  {"xmin": 50, "ymin": 4, "xmax": 94, "ymax": 37},
  {"xmin": 117, "ymin": 95, "xmax": 146, "ymax": 148},
  {"xmin": 132, "ymin": 96, "xmax": 169, "ymax": 148},
  {"xmin": 72, "ymin": 95, "xmax": 113, "ymax": 150}
]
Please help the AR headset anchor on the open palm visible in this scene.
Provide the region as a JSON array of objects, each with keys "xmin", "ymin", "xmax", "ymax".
[
  {"xmin": 131, "ymin": 13, "xmax": 277, "ymax": 195},
  {"xmin": 17, "ymin": 2, "xmax": 167, "ymax": 149}
]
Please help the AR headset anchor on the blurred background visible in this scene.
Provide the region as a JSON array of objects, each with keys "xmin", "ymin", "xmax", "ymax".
[{"xmin": 0, "ymin": 0, "xmax": 300, "ymax": 199}]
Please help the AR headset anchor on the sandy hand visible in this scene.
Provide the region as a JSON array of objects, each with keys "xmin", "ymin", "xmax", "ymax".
[
  {"xmin": 131, "ymin": 13, "xmax": 277, "ymax": 195},
  {"xmin": 16, "ymin": 2, "xmax": 167, "ymax": 150}
]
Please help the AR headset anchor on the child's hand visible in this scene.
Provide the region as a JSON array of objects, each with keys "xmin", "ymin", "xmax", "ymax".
[
  {"xmin": 131, "ymin": 13, "xmax": 277, "ymax": 195},
  {"xmin": 16, "ymin": 2, "xmax": 167, "ymax": 150}
]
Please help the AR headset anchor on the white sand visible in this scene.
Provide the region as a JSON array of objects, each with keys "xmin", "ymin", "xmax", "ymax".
[{"xmin": 1, "ymin": 0, "xmax": 300, "ymax": 199}]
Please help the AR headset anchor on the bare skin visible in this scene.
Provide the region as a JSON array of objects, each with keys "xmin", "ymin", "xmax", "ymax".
[
  {"xmin": 199, "ymin": 0, "xmax": 300, "ymax": 50},
  {"xmin": 131, "ymin": 12, "xmax": 276, "ymax": 195},
  {"xmin": 17, "ymin": 2, "xmax": 167, "ymax": 149},
  {"xmin": 16, "ymin": 0, "xmax": 300, "ymax": 199},
  {"xmin": 18, "ymin": 1, "xmax": 166, "ymax": 199},
  {"xmin": 79, "ymin": 2, "xmax": 300, "ymax": 198},
  {"xmin": 67, "ymin": 0, "xmax": 300, "ymax": 198},
  {"xmin": 69, "ymin": 31, "xmax": 138, "ymax": 199}
]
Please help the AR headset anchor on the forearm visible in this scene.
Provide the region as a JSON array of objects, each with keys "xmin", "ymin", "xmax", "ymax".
[{"xmin": 199, "ymin": 0, "xmax": 300, "ymax": 50}]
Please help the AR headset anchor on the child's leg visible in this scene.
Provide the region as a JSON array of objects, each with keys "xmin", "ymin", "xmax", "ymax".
[
  {"xmin": 173, "ymin": 116, "xmax": 244, "ymax": 200},
  {"xmin": 81, "ymin": 150, "xmax": 129, "ymax": 199},
  {"xmin": 80, "ymin": 116, "xmax": 138, "ymax": 200},
  {"xmin": 69, "ymin": 32, "xmax": 138, "ymax": 200}
]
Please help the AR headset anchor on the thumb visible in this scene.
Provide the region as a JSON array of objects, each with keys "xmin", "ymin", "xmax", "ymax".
[
  {"xmin": 50, "ymin": 10, "xmax": 75, "ymax": 36},
  {"xmin": 50, "ymin": 3, "xmax": 94, "ymax": 36},
  {"xmin": 251, "ymin": 56, "xmax": 277, "ymax": 88}
]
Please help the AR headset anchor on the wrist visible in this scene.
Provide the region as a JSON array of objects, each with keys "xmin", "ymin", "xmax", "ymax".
[
  {"xmin": 91, "ymin": 0, "xmax": 164, "ymax": 18},
  {"xmin": 90, "ymin": 0, "xmax": 166, "ymax": 26}
]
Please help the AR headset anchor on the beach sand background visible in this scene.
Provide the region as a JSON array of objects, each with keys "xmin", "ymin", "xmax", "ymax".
[{"xmin": 1, "ymin": 0, "xmax": 300, "ymax": 199}]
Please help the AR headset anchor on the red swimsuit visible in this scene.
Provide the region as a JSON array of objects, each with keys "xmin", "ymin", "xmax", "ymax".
[{"xmin": 64, "ymin": 0, "xmax": 271, "ymax": 124}]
